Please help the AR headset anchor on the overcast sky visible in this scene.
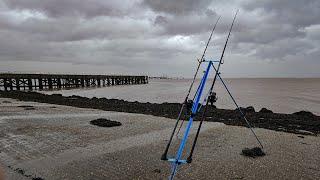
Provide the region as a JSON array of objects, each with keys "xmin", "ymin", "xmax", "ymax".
[{"xmin": 0, "ymin": 0, "xmax": 319, "ymax": 77}]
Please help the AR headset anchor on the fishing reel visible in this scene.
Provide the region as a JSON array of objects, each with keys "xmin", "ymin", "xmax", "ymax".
[{"xmin": 208, "ymin": 92, "xmax": 218, "ymax": 105}]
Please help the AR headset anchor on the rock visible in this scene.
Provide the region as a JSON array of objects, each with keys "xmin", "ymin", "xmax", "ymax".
[
  {"xmin": 14, "ymin": 168, "xmax": 25, "ymax": 175},
  {"xmin": 241, "ymin": 147, "xmax": 265, "ymax": 158},
  {"xmin": 259, "ymin": 108, "xmax": 273, "ymax": 113},
  {"xmin": 90, "ymin": 118, "xmax": 122, "ymax": 127},
  {"xmin": 17, "ymin": 105, "xmax": 34, "ymax": 108},
  {"xmin": 293, "ymin": 111, "xmax": 314, "ymax": 117},
  {"xmin": 25, "ymin": 107, "xmax": 36, "ymax": 110},
  {"xmin": 153, "ymin": 169, "xmax": 161, "ymax": 173},
  {"xmin": 238, "ymin": 107, "xmax": 246, "ymax": 112},
  {"xmin": 246, "ymin": 106, "xmax": 255, "ymax": 113},
  {"xmin": 52, "ymin": 94, "xmax": 62, "ymax": 96},
  {"xmin": 32, "ymin": 178, "xmax": 44, "ymax": 180},
  {"xmin": 210, "ymin": 104, "xmax": 217, "ymax": 108},
  {"xmin": 237, "ymin": 106, "xmax": 255, "ymax": 113}
]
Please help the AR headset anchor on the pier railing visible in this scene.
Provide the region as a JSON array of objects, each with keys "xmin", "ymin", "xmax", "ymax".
[{"xmin": 0, "ymin": 73, "xmax": 148, "ymax": 91}]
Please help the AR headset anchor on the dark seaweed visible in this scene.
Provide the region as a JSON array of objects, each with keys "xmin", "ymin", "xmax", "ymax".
[
  {"xmin": 90, "ymin": 118, "xmax": 122, "ymax": 127},
  {"xmin": 1, "ymin": 91, "xmax": 319, "ymax": 136},
  {"xmin": 241, "ymin": 147, "xmax": 266, "ymax": 158}
]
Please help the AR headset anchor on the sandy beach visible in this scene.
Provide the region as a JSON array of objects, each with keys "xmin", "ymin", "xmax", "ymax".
[
  {"xmin": 0, "ymin": 97, "xmax": 319, "ymax": 179},
  {"xmin": 1, "ymin": 0, "xmax": 319, "ymax": 179}
]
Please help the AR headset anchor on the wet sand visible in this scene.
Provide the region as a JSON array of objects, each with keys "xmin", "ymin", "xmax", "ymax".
[{"xmin": 0, "ymin": 98, "xmax": 319, "ymax": 179}]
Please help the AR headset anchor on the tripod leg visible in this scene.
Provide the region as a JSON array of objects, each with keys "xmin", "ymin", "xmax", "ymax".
[
  {"xmin": 211, "ymin": 63, "xmax": 264, "ymax": 149},
  {"xmin": 161, "ymin": 102, "xmax": 186, "ymax": 160},
  {"xmin": 216, "ymin": 72, "xmax": 264, "ymax": 149}
]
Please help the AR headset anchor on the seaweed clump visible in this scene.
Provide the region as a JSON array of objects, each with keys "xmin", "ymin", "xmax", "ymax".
[
  {"xmin": 241, "ymin": 147, "xmax": 265, "ymax": 158},
  {"xmin": 90, "ymin": 118, "xmax": 122, "ymax": 127}
]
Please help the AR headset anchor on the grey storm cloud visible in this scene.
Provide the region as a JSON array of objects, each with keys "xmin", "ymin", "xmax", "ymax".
[
  {"xmin": 243, "ymin": 0, "xmax": 320, "ymax": 27},
  {"xmin": 232, "ymin": 0, "xmax": 320, "ymax": 61},
  {"xmin": 3, "ymin": 0, "xmax": 135, "ymax": 18},
  {"xmin": 143, "ymin": 0, "xmax": 212, "ymax": 15},
  {"xmin": 0, "ymin": 0, "xmax": 319, "ymax": 77}
]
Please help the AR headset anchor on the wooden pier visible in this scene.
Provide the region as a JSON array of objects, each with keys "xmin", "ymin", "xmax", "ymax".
[{"xmin": 0, "ymin": 74, "xmax": 148, "ymax": 91}]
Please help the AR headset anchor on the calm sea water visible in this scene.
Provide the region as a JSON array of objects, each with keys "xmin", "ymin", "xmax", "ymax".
[{"xmin": 45, "ymin": 78, "xmax": 320, "ymax": 115}]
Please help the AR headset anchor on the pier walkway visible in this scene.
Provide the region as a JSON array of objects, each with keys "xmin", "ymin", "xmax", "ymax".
[{"xmin": 0, "ymin": 73, "xmax": 148, "ymax": 91}]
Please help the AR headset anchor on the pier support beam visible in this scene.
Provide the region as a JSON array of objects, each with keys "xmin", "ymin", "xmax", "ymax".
[
  {"xmin": 57, "ymin": 78, "xmax": 62, "ymax": 89},
  {"xmin": 81, "ymin": 78, "xmax": 85, "ymax": 87},
  {"xmin": 15, "ymin": 79, "xmax": 20, "ymax": 90},
  {"xmin": 4, "ymin": 78, "xmax": 8, "ymax": 91},
  {"xmin": 38, "ymin": 79, "xmax": 43, "ymax": 90},
  {"xmin": 48, "ymin": 78, "xmax": 53, "ymax": 90},
  {"xmin": 28, "ymin": 79, "xmax": 33, "ymax": 91}
]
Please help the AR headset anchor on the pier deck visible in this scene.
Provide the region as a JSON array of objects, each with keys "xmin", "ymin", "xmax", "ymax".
[{"xmin": 0, "ymin": 73, "xmax": 148, "ymax": 91}]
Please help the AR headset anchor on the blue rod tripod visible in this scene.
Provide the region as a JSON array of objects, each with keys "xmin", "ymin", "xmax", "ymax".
[
  {"xmin": 167, "ymin": 61, "xmax": 213, "ymax": 180},
  {"xmin": 162, "ymin": 11, "xmax": 263, "ymax": 180}
]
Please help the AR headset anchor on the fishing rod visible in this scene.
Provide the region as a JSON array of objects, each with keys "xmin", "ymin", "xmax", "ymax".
[
  {"xmin": 186, "ymin": 10, "xmax": 239, "ymax": 163},
  {"xmin": 175, "ymin": 16, "xmax": 221, "ymax": 137},
  {"xmin": 161, "ymin": 16, "xmax": 220, "ymax": 161}
]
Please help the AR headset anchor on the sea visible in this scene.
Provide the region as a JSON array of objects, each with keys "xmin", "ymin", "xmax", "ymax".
[{"xmin": 45, "ymin": 78, "xmax": 320, "ymax": 116}]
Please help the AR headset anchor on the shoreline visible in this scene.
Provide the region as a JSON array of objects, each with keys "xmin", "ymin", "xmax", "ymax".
[{"xmin": 0, "ymin": 90, "xmax": 319, "ymax": 136}]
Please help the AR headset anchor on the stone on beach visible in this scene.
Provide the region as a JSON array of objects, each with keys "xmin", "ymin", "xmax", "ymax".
[
  {"xmin": 90, "ymin": 118, "xmax": 122, "ymax": 127},
  {"xmin": 241, "ymin": 147, "xmax": 266, "ymax": 158}
]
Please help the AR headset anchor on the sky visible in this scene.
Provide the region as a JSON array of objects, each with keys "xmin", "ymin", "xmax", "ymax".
[{"xmin": 0, "ymin": 0, "xmax": 319, "ymax": 78}]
